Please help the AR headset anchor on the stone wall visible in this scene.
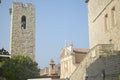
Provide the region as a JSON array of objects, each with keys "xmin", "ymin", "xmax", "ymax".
[
  {"xmin": 69, "ymin": 0, "xmax": 120, "ymax": 80},
  {"xmin": 10, "ymin": 2, "xmax": 35, "ymax": 60},
  {"xmin": 88, "ymin": 0, "xmax": 120, "ymax": 50},
  {"xmin": 69, "ymin": 44, "xmax": 116, "ymax": 80},
  {"xmin": 86, "ymin": 53, "xmax": 120, "ymax": 80}
]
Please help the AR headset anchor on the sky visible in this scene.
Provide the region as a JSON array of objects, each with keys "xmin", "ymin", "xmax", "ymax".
[{"xmin": 0, "ymin": 0, "xmax": 89, "ymax": 68}]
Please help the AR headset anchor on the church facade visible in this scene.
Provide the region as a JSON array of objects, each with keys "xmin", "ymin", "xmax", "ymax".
[{"xmin": 60, "ymin": 45, "xmax": 88, "ymax": 79}]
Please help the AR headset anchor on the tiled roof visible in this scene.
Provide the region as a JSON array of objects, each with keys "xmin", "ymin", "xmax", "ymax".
[{"xmin": 73, "ymin": 48, "xmax": 89, "ymax": 53}]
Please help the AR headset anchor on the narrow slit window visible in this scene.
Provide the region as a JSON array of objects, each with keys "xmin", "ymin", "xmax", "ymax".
[
  {"xmin": 52, "ymin": 65, "xmax": 54, "ymax": 69},
  {"xmin": 111, "ymin": 7, "xmax": 116, "ymax": 26},
  {"xmin": 21, "ymin": 16, "xmax": 26, "ymax": 30},
  {"xmin": 105, "ymin": 14, "xmax": 108, "ymax": 32}
]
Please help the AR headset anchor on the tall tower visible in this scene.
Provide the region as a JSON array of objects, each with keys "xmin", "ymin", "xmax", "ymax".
[{"xmin": 10, "ymin": 2, "xmax": 35, "ymax": 60}]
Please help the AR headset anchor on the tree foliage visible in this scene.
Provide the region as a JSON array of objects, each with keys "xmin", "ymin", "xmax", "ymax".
[{"xmin": 1, "ymin": 55, "xmax": 40, "ymax": 80}]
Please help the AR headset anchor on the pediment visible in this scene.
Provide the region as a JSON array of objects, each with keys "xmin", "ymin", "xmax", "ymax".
[{"xmin": 60, "ymin": 48, "xmax": 71, "ymax": 59}]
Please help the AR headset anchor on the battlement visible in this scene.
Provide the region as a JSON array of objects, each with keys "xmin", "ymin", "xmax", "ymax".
[{"xmin": 12, "ymin": 2, "xmax": 34, "ymax": 8}]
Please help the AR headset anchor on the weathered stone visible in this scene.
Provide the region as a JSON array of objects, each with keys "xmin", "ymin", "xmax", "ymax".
[
  {"xmin": 88, "ymin": 0, "xmax": 120, "ymax": 50},
  {"xmin": 70, "ymin": 44, "xmax": 120, "ymax": 80},
  {"xmin": 10, "ymin": 2, "xmax": 35, "ymax": 60},
  {"xmin": 70, "ymin": 0, "xmax": 120, "ymax": 80}
]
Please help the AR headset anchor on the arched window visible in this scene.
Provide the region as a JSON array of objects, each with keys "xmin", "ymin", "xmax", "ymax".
[{"xmin": 21, "ymin": 16, "xmax": 26, "ymax": 29}]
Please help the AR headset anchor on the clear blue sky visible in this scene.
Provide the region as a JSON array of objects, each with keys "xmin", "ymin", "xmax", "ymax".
[{"xmin": 0, "ymin": 0, "xmax": 89, "ymax": 68}]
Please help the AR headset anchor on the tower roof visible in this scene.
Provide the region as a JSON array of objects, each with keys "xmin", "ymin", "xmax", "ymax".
[{"xmin": 50, "ymin": 59, "xmax": 55, "ymax": 64}]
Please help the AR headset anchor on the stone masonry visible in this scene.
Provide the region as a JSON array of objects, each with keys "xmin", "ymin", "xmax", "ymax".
[
  {"xmin": 86, "ymin": 53, "xmax": 120, "ymax": 80},
  {"xmin": 10, "ymin": 2, "xmax": 35, "ymax": 60},
  {"xmin": 69, "ymin": 0, "xmax": 120, "ymax": 80},
  {"xmin": 88, "ymin": 0, "xmax": 120, "ymax": 50},
  {"xmin": 69, "ymin": 44, "xmax": 120, "ymax": 80}
]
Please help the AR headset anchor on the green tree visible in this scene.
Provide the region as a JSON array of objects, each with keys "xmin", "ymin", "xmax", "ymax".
[{"xmin": 1, "ymin": 55, "xmax": 40, "ymax": 80}]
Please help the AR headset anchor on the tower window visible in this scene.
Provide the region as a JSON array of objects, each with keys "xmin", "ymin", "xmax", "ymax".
[
  {"xmin": 52, "ymin": 65, "xmax": 54, "ymax": 69},
  {"xmin": 51, "ymin": 64, "xmax": 55, "ymax": 69},
  {"xmin": 21, "ymin": 16, "xmax": 26, "ymax": 29}
]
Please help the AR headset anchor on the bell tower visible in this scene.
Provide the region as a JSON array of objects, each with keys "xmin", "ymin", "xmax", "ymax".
[
  {"xmin": 10, "ymin": 2, "xmax": 35, "ymax": 60},
  {"xmin": 49, "ymin": 59, "xmax": 56, "ymax": 75}
]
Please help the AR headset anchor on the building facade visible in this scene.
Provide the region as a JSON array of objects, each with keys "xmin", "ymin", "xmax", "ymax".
[
  {"xmin": 49, "ymin": 59, "xmax": 57, "ymax": 75},
  {"xmin": 60, "ymin": 45, "xmax": 88, "ymax": 79},
  {"xmin": 69, "ymin": 0, "xmax": 120, "ymax": 80},
  {"xmin": 87, "ymin": 0, "xmax": 120, "ymax": 50},
  {"xmin": 10, "ymin": 2, "xmax": 35, "ymax": 60},
  {"xmin": 69, "ymin": 44, "xmax": 120, "ymax": 80}
]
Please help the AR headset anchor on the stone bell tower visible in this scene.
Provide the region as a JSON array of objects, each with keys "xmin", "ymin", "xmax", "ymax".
[
  {"xmin": 10, "ymin": 2, "xmax": 35, "ymax": 60},
  {"xmin": 49, "ymin": 59, "xmax": 56, "ymax": 75}
]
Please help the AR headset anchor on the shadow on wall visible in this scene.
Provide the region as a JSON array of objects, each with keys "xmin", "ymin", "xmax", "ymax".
[{"xmin": 85, "ymin": 53, "xmax": 120, "ymax": 80}]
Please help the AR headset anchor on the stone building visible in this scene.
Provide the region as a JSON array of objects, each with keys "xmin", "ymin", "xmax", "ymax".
[
  {"xmin": 40, "ymin": 59, "xmax": 60, "ymax": 77},
  {"xmin": 60, "ymin": 44, "xmax": 88, "ymax": 79},
  {"xmin": 86, "ymin": 0, "xmax": 120, "ymax": 79},
  {"xmin": 10, "ymin": 2, "xmax": 35, "ymax": 60},
  {"xmin": 49, "ymin": 59, "xmax": 56, "ymax": 75},
  {"xmin": 87, "ymin": 0, "xmax": 120, "ymax": 50},
  {"xmin": 69, "ymin": 0, "xmax": 120, "ymax": 80},
  {"xmin": 40, "ymin": 67, "xmax": 49, "ymax": 76}
]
